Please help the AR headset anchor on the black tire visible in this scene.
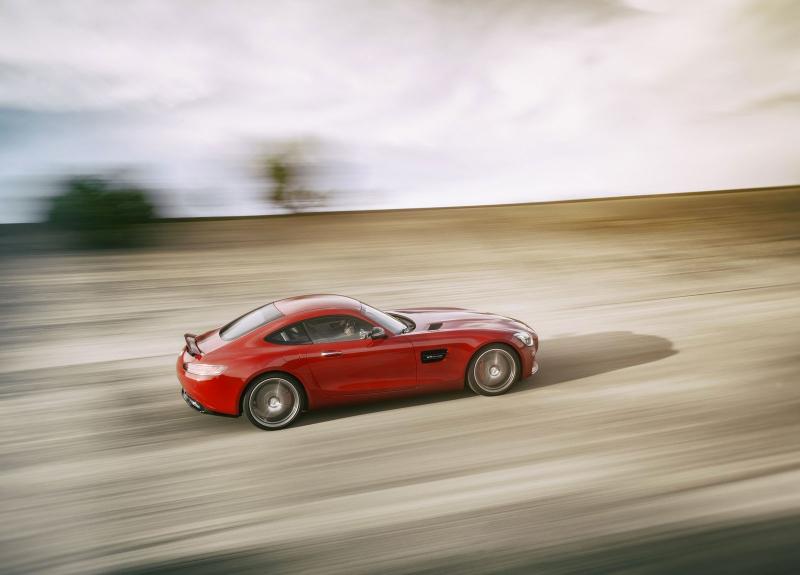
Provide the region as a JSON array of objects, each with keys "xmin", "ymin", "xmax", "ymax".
[
  {"xmin": 466, "ymin": 343, "xmax": 521, "ymax": 396},
  {"xmin": 243, "ymin": 373, "xmax": 305, "ymax": 430}
]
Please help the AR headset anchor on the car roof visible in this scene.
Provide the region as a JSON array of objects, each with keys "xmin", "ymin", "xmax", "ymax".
[{"xmin": 273, "ymin": 294, "xmax": 361, "ymax": 316}]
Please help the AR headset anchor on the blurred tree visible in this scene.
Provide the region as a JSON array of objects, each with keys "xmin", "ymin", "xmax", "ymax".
[
  {"xmin": 259, "ymin": 143, "xmax": 326, "ymax": 212},
  {"xmin": 47, "ymin": 176, "xmax": 156, "ymax": 248}
]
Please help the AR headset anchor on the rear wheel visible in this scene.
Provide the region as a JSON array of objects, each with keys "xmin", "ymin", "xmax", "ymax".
[
  {"xmin": 467, "ymin": 344, "xmax": 520, "ymax": 396},
  {"xmin": 243, "ymin": 374, "xmax": 304, "ymax": 430}
]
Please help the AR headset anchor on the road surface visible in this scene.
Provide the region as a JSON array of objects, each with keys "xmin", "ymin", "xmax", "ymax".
[{"xmin": 1, "ymin": 187, "xmax": 799, "ymax": 573}]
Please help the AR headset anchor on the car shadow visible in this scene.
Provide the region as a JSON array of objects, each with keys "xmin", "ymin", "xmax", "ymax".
[
  {"xmin": 294, "ymin": 331, "xmax": 677, "ymax": 428},
  {"xmin": 512, "ymin": 330, "xmax": 677, "ymax": 393}
]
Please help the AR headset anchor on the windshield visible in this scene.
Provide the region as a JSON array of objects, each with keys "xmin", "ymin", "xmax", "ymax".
[
  {"xmin": 220, "ymin": 303, "xmax": 283, "ymax": 340},
  {"xmin": 361, "ymin": 303, "xmax": 407, "ymax": 335}
]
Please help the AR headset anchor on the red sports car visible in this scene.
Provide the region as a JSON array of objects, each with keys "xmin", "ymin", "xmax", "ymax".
[{"xmin": 177, "ymin": 294, "xmax": 539, "ymax": 430}]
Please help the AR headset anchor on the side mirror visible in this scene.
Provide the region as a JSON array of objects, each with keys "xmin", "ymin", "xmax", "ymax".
[{"xmin": 369, "ymin": 326, "xmax": 387, "ymax": 339}]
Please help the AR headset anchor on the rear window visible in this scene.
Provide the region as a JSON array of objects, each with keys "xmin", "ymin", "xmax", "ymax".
[{"xmin": 220, "ymin": 303, "xmax": 283, "ymax": 341}]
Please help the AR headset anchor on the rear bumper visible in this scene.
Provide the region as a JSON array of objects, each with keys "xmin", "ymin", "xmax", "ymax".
[
  {"xmin": 176, "ymin": 352, "xmax": 241, "ymax": 416},
  {"xmin": 180, "ymin": 388, "xmax": 237, "ymax": 418},
  {"xmin": 182, "ymin": 387, "xmax": 204, "ymax": 411}
]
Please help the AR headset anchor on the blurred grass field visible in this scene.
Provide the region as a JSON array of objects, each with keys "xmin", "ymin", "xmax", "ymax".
[{"xmin": 1, "ymin": 186, "xmax": 799, "ymax": 573}]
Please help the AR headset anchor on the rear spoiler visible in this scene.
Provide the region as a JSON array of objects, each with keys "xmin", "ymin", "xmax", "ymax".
[{"xmin": 184, "ymin": 333, "xmax": 202, "ymax": 358}]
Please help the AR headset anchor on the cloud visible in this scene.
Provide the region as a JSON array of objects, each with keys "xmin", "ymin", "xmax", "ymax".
[{"xmin": 0, "ymin": 0, "xmax": 798, "ymax": 221}]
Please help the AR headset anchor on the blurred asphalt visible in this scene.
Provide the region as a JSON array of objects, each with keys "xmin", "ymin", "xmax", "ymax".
[{"xmin": 1, "ymin": 187, "xmax": 799, "ymax": 574}]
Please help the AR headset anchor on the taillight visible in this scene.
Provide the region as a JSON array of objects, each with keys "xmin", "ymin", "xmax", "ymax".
[{"xmin": 184, "ymin": 363, "xmax": 226, "ymax": 376}]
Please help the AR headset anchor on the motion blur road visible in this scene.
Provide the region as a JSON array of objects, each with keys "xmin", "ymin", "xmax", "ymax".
[{"xmin": 1, "ymin": 188, "xmax": 799, "ymax": 573}]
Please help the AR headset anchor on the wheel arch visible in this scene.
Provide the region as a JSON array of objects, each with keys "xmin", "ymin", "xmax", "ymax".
[
  {"xmin": 464, "ymin": 340, "xmax": 523, "ymax": 387},
  {"xmin": 239, "ymin": 369, "xmax": 309, "ymax": 416}
]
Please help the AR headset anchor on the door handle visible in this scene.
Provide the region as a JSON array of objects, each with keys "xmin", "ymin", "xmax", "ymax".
[{"xmin": 320, "ymin": 351, "xmax": 343, "ymax": 357}]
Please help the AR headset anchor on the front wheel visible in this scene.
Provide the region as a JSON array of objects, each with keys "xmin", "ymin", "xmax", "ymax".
[
  {"xmin": 243, "ymin": 374, "xmax": 304, "ymax": 430},
  {"xmin": 466, "ymin": 344, "xmax": 520, "ymax": 396}
]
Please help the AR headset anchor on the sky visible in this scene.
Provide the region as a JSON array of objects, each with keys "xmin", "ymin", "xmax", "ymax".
[{"xmin": 0, "ymin": 0, "xmax": 798, "ymax": 221}]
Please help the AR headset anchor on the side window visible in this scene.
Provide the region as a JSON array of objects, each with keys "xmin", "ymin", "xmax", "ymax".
[
  {"xmin": 266, "ymin": 322, "xmax": 312, "ymax": 345},
  {"xmin": 303, "ymin": 315, "xmax": 373, "ymax": 343}
]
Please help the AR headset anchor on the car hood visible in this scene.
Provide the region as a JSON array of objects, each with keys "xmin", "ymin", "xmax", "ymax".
[{"xmin": 390, "ymin": 307, "xmax": 532, "ymax": 333}]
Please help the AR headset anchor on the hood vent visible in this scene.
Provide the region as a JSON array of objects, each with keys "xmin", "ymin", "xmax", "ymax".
[{"xmin": 428, "ymin": 322, "xmax": 443, "ymax": 331}]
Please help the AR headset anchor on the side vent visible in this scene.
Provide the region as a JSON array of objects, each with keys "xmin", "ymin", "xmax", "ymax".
[
  {"xmin": 428, "ymin": 322, "xmax": 443, "ymax": 331},
  {"xmin": 421, "ymin": 349, "xmax": 448, "ymax": 363}
]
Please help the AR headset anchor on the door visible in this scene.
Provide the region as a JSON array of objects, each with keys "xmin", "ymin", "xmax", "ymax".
[{"xmin": 303, "ymin": 314, "xmax": 417, "ymax": 394}]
